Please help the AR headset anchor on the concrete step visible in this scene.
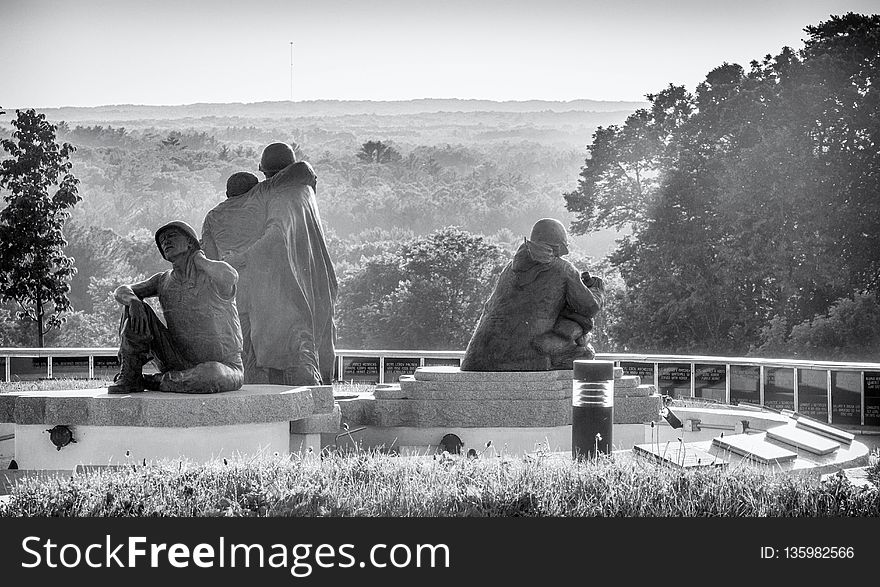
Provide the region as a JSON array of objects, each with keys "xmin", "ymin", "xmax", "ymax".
[
  {"xmin": 765, "ymin": 423, "xmax": 840, "ymax": 455},
  {"xmin": 613, "ymin": 375, "xmax": 641, "ymax": 389},
  {"xmin": 711, "ymin": 433, "xmax": 798, "ymax": 464},
  {"xmin": 615, "ymin": 384, "xmax": 655, "ymax": 398}
]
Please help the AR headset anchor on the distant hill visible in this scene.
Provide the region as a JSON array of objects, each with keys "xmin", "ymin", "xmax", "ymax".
[{"xmin": 33, "ymin": 98, "xmax": 649, "ymax": 122}]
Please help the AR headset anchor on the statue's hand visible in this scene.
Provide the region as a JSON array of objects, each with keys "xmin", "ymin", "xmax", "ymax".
[
  {"xmin": 127, "ymin": 298, "xmax": 148, "ymax": 335},
  {"xmin": 191, "ymin": 249, "xmax": 208, "ymax": 265},
  {"xmin": 581, "ymin": 272, "xmax": 604, "ymax": 290}
]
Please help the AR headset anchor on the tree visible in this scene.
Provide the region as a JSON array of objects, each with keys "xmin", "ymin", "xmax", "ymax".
[
  {"xmin": 563, "ymin": 13, "xmax": 880, "ymax": 357},
  {"xmin": 336, "ymin": 227, "xmax": 507, "ymax": 350},
  {"xmin": 0, "ymin": 109, "xmax": 81, "ymax": 346},
  {"xmin": 751, "ymin": 293, "xmax": 880, "ymax": 361},
  {"xmin": 356, "ymin": 140, "xmax": 402, "ymax": 164}
]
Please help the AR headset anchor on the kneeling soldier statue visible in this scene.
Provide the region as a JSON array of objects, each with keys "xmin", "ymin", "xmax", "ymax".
[{"xmin": 108, "ymin": 220, "xmax": 244, "ymax": 394}]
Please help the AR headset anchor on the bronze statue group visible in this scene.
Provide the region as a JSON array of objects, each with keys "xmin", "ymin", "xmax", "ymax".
[{"xmin": 107, "ymin": 144, "xmax": 604, "ymax": 394}]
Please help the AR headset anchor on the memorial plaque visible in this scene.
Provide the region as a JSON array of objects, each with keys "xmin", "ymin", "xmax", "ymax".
[
  {"xmin": 658, "ymin": 363, "xmax": 691, "ymax": 398},
  {"xmin": 383, "ymin": 358, "xmax": 421, "ymax": 383},
  {"xmin": 729, "ymin": 365, "xmax": 760, "ymax": 406},
  {"xmin": 9, "ymin": 357, "xmax": 48, "ymax": 380},
  {"xmin": 424, "ymin": 357, "xmax": 461, "ymax": 367},
  {"xmin": 763, "ymin": 367, "xmax": 794, "ymax": 412},
  {"xmin": 50, "ymin": 356, "xmax": 91, "ymax": 378},
  {"xmin": 831, "ymin": 371, "xmax": 861, "ymax": 426},
  {"xmin": 694, "ymin": 364, "xmax": 726, "ymax": 402},
  {"xmin": 865, "ymin": 371, "xmax": 880, "ymax": 427},
  {"xmin": 796, "ymin": 369, "xmax": 828, "ymax": 422},
  {"xmin": 93, "ymin": 355, "xmax": 120, "ymax": 379},
  {"xmin": 342, "ymin": 356, "xmax": 380, "ymax": 384},
  {"xmin": 620, "ymin": 362, "xmax": 655, "ymax": 384}
]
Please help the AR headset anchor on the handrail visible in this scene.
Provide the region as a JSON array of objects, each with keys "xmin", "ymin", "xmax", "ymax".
[
  {"xmin": 2, "ymin": 347, "xmax": 878, "ymax": 369},
  {"xmin": 2, "ymin": 347, "xmax": 878, "ymax": 429}
]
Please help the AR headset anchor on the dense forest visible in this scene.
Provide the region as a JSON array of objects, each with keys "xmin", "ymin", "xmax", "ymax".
[{"xmin": 2, "ymin": 13, "xmax": 878, "ymax": 362}]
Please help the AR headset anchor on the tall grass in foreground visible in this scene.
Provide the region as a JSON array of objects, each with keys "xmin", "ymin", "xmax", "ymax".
[{"xmin": 3, "ymin": 451, "xmax": 878, "ymax": 517}]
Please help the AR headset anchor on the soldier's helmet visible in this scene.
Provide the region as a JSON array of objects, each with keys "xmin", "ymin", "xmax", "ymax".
[
  {"xmin": 155, "ymin": 220, "xmax": 200, "ymax": 260},
  {"xmin": 259, "ymin": 142, "xmax": 296, "ymax": 176},
  {"xmin": 529, "ymin": 218, "xmax": 569, "ymax": 256}
]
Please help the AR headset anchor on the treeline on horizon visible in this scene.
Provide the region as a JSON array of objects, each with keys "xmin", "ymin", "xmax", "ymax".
[{"xmin": 1, "ymin": 12, "xmax": 878, "ymax": 363}]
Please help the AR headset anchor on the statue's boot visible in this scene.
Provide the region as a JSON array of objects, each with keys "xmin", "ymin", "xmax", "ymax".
[
  {"xmin": 107, "ymin": 354, "xmax": 147, "ymax": 394},
  {"xmin": 154, "ymin": 361, "xmax": 244, "ymax": 394}
]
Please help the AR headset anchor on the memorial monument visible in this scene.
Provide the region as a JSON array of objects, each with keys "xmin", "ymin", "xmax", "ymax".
[
  {"xmin": 202, "ymin": 143, "xmax": 338, "ymax": 386},
  {"xmin": 330, "ymin": 218, "xmax": 660, "ymax": 456},
  {"xmin": 108, "ymin": 220, "xmax": 244, "ymax": 394},
  {"xmin": 461, "ymin": 218, "xmax": 605, "ymax": 371}
]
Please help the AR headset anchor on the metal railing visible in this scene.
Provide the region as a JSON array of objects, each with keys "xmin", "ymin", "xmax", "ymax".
[{"xmin": 2, "ymin": 347, "xmax": 879, "ymax": 428}]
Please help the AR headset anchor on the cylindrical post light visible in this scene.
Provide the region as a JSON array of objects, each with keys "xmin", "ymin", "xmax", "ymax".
[{"xmin": 572, "ymin": 360, "xmax": 614, "ymax": 460}]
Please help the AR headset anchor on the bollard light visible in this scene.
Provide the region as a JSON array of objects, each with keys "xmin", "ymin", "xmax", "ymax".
[{"xmin": 572, "ymin": 360, "xmax": 614, "ymax": 461}]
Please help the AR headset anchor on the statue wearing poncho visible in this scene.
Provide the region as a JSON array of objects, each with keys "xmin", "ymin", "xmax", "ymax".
[
  {"xmin": 460, "ymin": 218, "xmax": 604, "ymax": 372},
  {"xmin": 202, "ymin": 160, "xmax": 338, "ymax": 386}
]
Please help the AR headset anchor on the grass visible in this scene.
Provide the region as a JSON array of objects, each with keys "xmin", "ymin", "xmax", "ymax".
[{"xmin": 2, "ymin": 449, "xmax": 879, "ymax": 517}]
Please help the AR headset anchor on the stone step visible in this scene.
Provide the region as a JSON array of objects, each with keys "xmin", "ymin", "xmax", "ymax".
[
  {"xmin": 367, "ymin": 397, "xmax": 573, "ymax": 428},
  {"xmin": 615, "ymin": 384, "xmax": 655, "ymax": 398},
  {"xmin": 413, "ymin": 366, "xmax": 572, "ymax": 382},
  {"xmin": 794, "ymin": 417, "xmax": 855, "ymax": 445},
  {"xmin": 398, "ymin": 376, "xmax": 570, "ymax": 393},
  {"xmin": 632, "ymin": 443, "xmax": 728, "ymax": 469},
  {"xmin": 378, "ymin": 383, "xmax": 570, "ymax": 401},
  {"xmin": 765, "ymin": 423, "xmax": 840, "ymax": 455},
  {"xmin": 614, "ymin": 395, "xmax": 662, "ymax": 424},
  {"xmin": 711, "ymin": 433, "xmax": 798, "ymax": 464},
  {"xmin": 613, "ymin": 375, "xmax": 641, "ymax": 389}
]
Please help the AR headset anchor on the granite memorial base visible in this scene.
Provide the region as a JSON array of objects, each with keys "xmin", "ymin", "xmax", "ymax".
[
  {"xmin": 0, "ymin": 384, "xmax": 336, "ymax": 470},
  {"xmin": 336, "ymin": 365, "xmax": 663, "ymax": 456}
]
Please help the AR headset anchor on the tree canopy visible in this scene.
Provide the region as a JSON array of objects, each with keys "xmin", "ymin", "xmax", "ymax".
[
  {"xmin": 564, "ymin": 13, "xmax": 880, "ymax": 357},
  {"xmin": 336, "ymin": 227, "xmax": 507, "ymax": 350},
  {"xmin": 0, "ymin": 109, "xmax": 81, "ymax": 346}
]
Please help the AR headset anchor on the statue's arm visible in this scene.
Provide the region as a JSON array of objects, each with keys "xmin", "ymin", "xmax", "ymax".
[
  {"xmin": 114, "ymin": 273, "xmax": 163, "ymax": 335},
  {"xmin": 563, "ymin": 263, "xmax": 604, "ymax": 318},
  {"xmin": 227, "ymin": 215, "xmax": 284, "ymax": 270},
  {"xmin": 267, "ymin": 161, "xmax": 317, "ymax": 190},
  {"xmin": 200, "ymin": 214, "xmax": 220, "ymax": 260},
  {"xmin": 224, "ymin": 167, "xmax": 315, "ymax": 269},
  {"xmin": 115, "ymin": 273, "xmax": 162, "ymax": 305}
]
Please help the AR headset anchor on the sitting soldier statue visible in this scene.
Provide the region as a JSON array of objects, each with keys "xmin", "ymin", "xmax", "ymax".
[
  {"xmin": 108, "ymin": 220, "xmax": 244, "ymax": 394},
  {"xmin": 460, "ymin": 218, "xmax": 605, "ymax": 371}
]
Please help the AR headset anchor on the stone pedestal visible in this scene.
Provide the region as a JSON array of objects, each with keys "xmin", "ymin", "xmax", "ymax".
[
  {"xmin": 336, "ymin": 365, "xmax": 663, "ymax": 456},
  {"xmin": 0, "ymin": 384, "xmax": 335, "ymax": 469}
]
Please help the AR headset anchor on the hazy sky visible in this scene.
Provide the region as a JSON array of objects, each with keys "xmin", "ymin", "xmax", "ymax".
[{"xmin": 1, "ymin": 0, "xmax": 876, "ymax": 108}]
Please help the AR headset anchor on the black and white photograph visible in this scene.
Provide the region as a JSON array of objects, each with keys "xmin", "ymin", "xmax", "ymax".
[{"xmin": 1, "ymin": 0, "xmax": 878, "ymax": 582}]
